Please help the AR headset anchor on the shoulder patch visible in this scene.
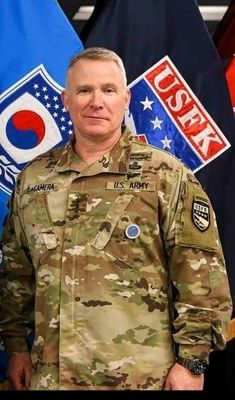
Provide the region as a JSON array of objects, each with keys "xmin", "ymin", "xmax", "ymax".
[{"xmin": 192, "ymin": 195, "xmax": 210, "ymax": 231}]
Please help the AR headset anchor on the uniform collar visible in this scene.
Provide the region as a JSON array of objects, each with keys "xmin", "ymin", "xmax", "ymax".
[{"xmin": 54, "ymin": 127, "xmax": 136, "ymax": 177}]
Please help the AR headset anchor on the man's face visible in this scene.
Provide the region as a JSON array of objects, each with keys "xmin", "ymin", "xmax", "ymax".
[{"xmin": 62, "ymin": 59, "xmax": 130, "ymax": 141}]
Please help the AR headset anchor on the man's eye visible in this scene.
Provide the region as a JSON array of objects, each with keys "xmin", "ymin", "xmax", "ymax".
[
  {"xmin": 78, "ymin": 88, "xmax": 90, "ymax": 94},
  {"xmin": 105, "ymin": 88, "xmax": 115, "ymax": 93}
]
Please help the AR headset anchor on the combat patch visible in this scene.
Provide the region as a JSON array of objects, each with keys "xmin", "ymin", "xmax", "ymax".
[
  {"xmin": 106, "ymin": 181, "xmax": 155, "ymax": 191},
  {"xmin": 192, "ymin": 195, "xmax": 210, "ymax": 231}
]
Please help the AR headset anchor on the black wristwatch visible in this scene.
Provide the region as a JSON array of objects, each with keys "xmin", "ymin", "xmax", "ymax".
[{"xmin": 176, "ymin": 357, "xmax": 207, "ymax": 375}]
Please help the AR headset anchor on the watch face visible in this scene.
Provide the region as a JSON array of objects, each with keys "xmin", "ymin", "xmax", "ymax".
[
  {"xmin": 191, "ymin": 359, "xmax": 207, "ymax": 375},
  {"xmin": 177, "ymin": 357, "xmax": 207, "ymax": 375}
]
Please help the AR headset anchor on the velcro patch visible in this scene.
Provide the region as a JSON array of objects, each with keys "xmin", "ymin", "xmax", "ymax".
[{"xmin": 192, "ymin": 195, "xmax": 210, "ymax": 231}]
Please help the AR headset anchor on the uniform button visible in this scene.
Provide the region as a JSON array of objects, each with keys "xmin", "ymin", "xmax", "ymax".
[{"xmin": 125, "ymin": 224, "xmax": 140, "ymax": 239}]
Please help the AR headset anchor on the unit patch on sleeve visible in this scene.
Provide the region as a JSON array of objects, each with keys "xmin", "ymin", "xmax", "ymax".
[{"xmin": 192, "ymin": 195, "xmax": 210, "ymax": 231}]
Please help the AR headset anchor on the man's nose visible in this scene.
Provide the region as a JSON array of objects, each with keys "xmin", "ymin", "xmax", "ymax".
[{"xmin": 90, "ymin": 90, "xmax": 103, "ymax": 108}]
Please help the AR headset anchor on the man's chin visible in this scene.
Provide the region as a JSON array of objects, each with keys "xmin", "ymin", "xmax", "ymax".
[{"xmin": 83, "ymin": 128, "xmax": 110, "ymax": 139}]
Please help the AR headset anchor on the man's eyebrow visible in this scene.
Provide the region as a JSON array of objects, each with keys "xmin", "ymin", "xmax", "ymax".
[
  {"xmin": 74, "ymin": 84, "xmax": 92, "ymax": 90},
  {"xmin": 101, "ymin": 82, "xmax": 119, "ymax": 88}
]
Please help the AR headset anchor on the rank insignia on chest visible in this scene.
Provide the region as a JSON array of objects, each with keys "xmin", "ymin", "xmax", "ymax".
[{"xmin": 192, "ymin": 196, "xmax": 210, "ymax": 231}]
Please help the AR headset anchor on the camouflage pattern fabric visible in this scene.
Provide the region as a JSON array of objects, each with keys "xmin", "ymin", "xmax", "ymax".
[{"xmin": 0, "ymin": 128, "xmax": 232, "ymax": 390}]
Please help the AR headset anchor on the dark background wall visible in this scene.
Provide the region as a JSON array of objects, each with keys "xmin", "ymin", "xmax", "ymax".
[{"xmin": 58, "ymin": 0, "xmax": 230, "ymax": 37}]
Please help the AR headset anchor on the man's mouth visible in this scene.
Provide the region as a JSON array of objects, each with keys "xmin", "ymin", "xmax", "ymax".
[{"xmin": 85, "ymin": 116, "xmax": 108, "ymax": 120}]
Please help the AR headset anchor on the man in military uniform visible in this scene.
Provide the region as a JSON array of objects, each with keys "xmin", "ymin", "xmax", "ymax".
[{"xmin": 0, "ymin": 47, "xmax": 232, "ymax": 390}]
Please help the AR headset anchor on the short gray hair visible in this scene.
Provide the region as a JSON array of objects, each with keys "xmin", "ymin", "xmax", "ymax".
[{"xmin": 67, "ymin": 47, "xmax": 127, "ymax": 86}]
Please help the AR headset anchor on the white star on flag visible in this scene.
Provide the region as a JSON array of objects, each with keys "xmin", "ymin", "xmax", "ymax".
[
  {"xmin": 161, "ymin": 136, "xmax": 172, "ymax": 149},
  {"xmin": 140, "ymin": 96, "xmax": 154, "ymax": 111},
  {"xmin": 151, "ymin": 116, "xmax": 163, "ymax": 130}
]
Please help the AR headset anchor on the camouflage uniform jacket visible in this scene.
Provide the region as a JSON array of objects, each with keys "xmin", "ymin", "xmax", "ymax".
[{"xmin": 0, "ymin": 128, "xmax": 232, "ymax": 390}]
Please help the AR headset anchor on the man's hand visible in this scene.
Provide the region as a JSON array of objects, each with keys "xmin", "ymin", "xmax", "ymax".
[
  {"xmin": 8, "ymin": 352, "xmax": 33, "ymax": 390},
  {"xmin": 163, "ymin": 363, "xmax": 204, "ymax": 390}
]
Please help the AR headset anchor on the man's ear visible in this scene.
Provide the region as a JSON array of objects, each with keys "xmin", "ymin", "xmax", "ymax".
[
  {"xmin": 61, "ymin": 90, "xmax": 69, "ymax": 111},
  {"xmin": 125, "ymin": 88, "xmax": 131, "ymax": 110}
]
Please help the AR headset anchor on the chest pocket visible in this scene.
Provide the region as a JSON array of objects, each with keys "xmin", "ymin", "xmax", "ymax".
[
  {"xmin": 20, "ymin": 193, "xmax": 58, "ymax": 266},
  {"xmin": 92, "ymin": 192, "xmax": 156, "ymax": 269}
]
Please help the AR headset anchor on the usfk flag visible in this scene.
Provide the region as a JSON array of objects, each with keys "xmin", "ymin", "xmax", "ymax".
[{"xmin": 126, "ymin": 56, "xmax": 230, "ymax": 172}]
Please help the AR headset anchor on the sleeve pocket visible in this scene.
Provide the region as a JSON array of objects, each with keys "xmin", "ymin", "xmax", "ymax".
[
  {"xmin": 175, "ymin": 181, "xmax": 218, "ymax": 253},
  {"xmin": 21, "ymin": 193, "xmax": 58, "ymax": 253}
]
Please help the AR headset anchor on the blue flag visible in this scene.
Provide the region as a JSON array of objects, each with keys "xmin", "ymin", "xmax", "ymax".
[
  {"xmin": 0, "ymin": 0, "xmax": 83, "ymax": 236},
  {"xmin": 0, "ymin": 0, "xmax": 83, "ymax": 385},
  {"xmin": 81, "ymin": 0, "xmax": 235, "ymax": 307}
]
